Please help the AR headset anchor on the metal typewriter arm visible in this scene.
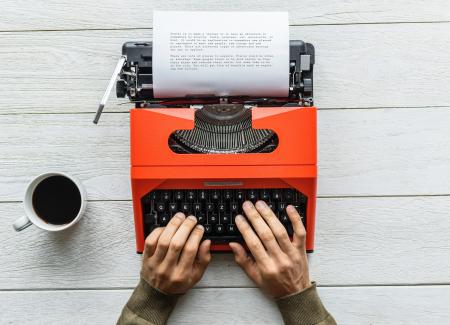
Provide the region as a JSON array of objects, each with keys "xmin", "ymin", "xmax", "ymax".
[{"xmin": 93, "ymin": 55, "xmax": 127, "ymax": 124}]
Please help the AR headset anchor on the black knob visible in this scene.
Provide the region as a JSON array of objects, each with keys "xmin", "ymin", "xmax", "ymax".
[{"xmin": 116, "ymin": 79, "xmax": 127, "ymax": 98}]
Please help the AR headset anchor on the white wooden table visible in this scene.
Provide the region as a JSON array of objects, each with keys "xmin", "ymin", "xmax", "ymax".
[{"xmin": 2, "ymin": 1, "xmax": 450, "ymax": 324}]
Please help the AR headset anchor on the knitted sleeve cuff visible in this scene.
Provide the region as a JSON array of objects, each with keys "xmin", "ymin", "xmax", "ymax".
[
  {"xmin": 276, "ymin": 282, "xmax": 336, "ymax": 325},
  {"xmin": 122, "ymin": 278, "xmax": 180, "ymax": 325}
]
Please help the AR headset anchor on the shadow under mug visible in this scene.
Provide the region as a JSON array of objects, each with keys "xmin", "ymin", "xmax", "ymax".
[{"xmin": 13, "ymin": 172, "xmax": 87, "ymax": 232}]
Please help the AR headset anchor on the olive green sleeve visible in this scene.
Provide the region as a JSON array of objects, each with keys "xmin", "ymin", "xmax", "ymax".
[
  {"xmin": 117, "ymin": 278, "xmax": 180, "ymax": 325},
  {"xmin": 276, "ymin": 283, "xmax": 337, "ymax": 325}
]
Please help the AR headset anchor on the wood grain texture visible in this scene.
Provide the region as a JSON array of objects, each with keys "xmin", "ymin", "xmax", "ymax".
[
  {"xmin": 1, "ymin": 0, "xmax": 450, "ymax": 31},
  {"xmin": 2, "ymin": 197, "xmax": 450, "ymax": 289},
  {"xmin": 1, "ymin": 286, "xmax": 450, "ymax": 325},
  {"xmin": 2, "ymin": 23, "xmax": 450, "ymax": 113},
  {"xmin": 1, "ymin": 107, "xmax": 449, "ymax": 202}
]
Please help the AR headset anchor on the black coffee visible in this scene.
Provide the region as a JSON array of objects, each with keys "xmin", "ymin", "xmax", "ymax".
[{"xmin": 32, "ymin": 175, "xmax": 82, "ymax": 225}]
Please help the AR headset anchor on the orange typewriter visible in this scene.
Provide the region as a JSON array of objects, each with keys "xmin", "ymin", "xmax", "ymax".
[{"xmin": 95, "ymin": 40, "xmax": 316, "ymax": 253}]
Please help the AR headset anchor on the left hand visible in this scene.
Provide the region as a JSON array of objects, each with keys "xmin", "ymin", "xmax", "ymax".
[{"xmin": 141, "ymin": 213, "xmax": 212, "ymax": 295}]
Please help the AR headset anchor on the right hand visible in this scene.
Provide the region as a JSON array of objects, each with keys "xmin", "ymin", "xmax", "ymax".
[
  {"xmin": 141, "ymin": 213, "xmax": 212, "ymax": 295},
  {"xmin": 229, "ymin": 201, "xmax": 311, "ymax": 298}
]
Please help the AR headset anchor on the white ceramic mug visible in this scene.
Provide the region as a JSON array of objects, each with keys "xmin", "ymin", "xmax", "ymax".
[{"xmin": 13, "ymin": 172, "xmax": 87, "ymax": 232}]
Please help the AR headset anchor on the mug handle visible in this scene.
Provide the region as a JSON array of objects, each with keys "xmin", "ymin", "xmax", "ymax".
[{"xmin": 13, "ymin": 216, "xmax": 33, "ymax": 232}]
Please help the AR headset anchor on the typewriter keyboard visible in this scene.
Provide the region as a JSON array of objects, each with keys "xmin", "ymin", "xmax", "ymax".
[{"xmin": 142, "ymin": 188, "xmax": 307, "ymax": 244}]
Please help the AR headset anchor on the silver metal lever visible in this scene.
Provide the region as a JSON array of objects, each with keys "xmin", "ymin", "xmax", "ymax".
[{"xmin": 93, "ymin": 56, "xmax": 127, "ymax": 124}]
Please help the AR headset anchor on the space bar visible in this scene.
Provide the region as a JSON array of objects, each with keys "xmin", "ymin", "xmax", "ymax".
[{"xmin": 204, "ymin": 235, "xmax": 244, "ymax": 244}]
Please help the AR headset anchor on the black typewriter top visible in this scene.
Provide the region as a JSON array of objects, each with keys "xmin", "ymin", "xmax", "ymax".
[
  {"xmin": 94, "ymin": 40, "xmax": 315, "ymax": 124},
  {"xmin": 117, "ymin": 40, "xmax": 314, "ymax": 108}
]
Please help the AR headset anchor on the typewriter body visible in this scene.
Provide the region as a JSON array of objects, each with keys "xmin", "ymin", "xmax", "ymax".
[{"xmin": 96, "ymin": 40, "xmax": 316, "ymax": 253}]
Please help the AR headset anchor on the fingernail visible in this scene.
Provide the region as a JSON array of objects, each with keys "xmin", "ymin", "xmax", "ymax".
[
  {"xmin": 175, "ymin": 212, "xmax": 186, "ymax": 220},
  {"xmin": 287, "ymin": 205, "xmax": 295, "ymax": 212},
  {"xmin": 196, "ymin": 224, "xmax": 204, "ymax": 230},
  {"xmin": 188, "ymin": 215, "xmax": 197, "ymax": 222},
  {"xmin": 235, "ymin": 214, "xmax": 244, "ymax": 223},
  {"xmin": 243, "ymin": 201, "xmax": 252, "ymax": 208},
  {"xmin": 256, "ymin": 200, "xmax": 266, "ymax": 208}
]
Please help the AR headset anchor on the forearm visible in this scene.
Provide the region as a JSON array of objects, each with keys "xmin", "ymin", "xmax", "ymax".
[
  {"xmin": 276, "ymin": 282, "xmax": 336, "ymax": 325},
  {"xmin": 117, "ymin": 278, "xmax": 180, "ymax": 325}
]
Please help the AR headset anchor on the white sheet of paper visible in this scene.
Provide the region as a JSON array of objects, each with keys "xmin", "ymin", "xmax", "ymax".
[{"xmin": 152, "ymin": 11, "xmax": 289, "ymax": 99}]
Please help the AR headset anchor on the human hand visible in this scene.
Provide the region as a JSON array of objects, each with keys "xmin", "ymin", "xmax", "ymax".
[
  {"xmin": 141, "ymin": 213, "xmax": 211, "ymax": 295},
  {"xmin": 229, "ymin": 201, "xmax": 311, "ymax": 298}
]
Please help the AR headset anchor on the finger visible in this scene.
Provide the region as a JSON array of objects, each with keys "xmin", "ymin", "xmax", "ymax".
[
  {"xmin": 242, "ymin": 201, "xmax": 281, "ymax": 254},
  {"xmin": 153, "ymin": 213, "xmax": 186, "ymax": 261},
  {"xmin": 143, "ymin": 227, "xmax": 164, "ymax": 258},
  {"xmin": 255, "ymin": 201, "xmax": 293, "ymax": 254},
  {"xmin": 235, "ymin": 214, "xmax": 270, "ymax": 264},
  {"xmin": 178, "ymin": 224, "xmax": 204, "ymax": 268},
  {"xmin": 164, "ymin": 215, "xmax": 198, "ymax": 265},
  {"xmin": 229, "ymin": 242, "xmax": 262, "ymax": 284},
  {"xmin": 287, "ymin": 205, "xmax": 307, "ymax": 249},
  {"xmin": 192, "ymin": 239, "xmax": 212, "ymax": 282}
]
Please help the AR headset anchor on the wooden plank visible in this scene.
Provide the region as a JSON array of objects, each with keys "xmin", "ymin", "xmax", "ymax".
[
  {"xmin": 2, "ymin": 196, "xmax": 450, "ymax": 289},
  {"xmin": 0, "ymin": 113, "xmax": 130, "ymax": 202},
  {"xmin": 1, "ymin": 286, "xmax": 449, "ymax": 324},
  {"xmin": 2, "ymin": 23, "xmax": 450, "ymax": 113},
  {"xmin": 2, "ymin": 1, "xmax": 450, "ymax": 31},
  {"xmin": 1, "ymin": 107, "xmax": 449, "ymax": 202},
  {"xmin": 317, "ymin": 106, "xmax": 450, "ymax": 197}
]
